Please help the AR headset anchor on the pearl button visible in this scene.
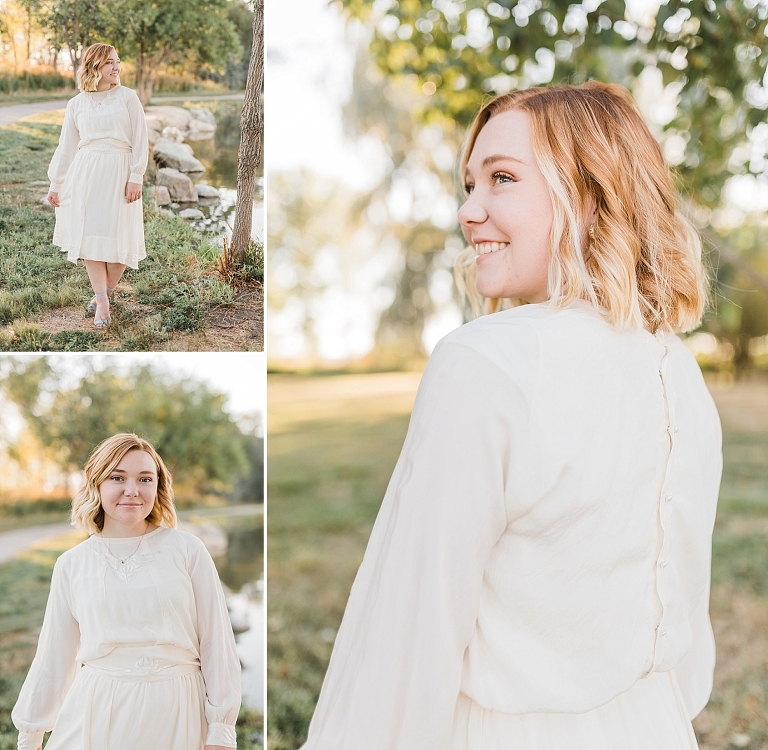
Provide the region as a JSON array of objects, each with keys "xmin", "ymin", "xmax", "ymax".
[
  {"xmin": 665, "ymin": 495, "xmax": 673, "ymax": 502},
  {"xmin": 659, "ymin": 628, "xmax": 667, "ymax": 635},
  {"xmin": 674, "ymin": 425, "xmax": 679, "ymax": 433},
  {"xmin": 659, "ymin": 560, "xmax": 668, "ymax": 567}
]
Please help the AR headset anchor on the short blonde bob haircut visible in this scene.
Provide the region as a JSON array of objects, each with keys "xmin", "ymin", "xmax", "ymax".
[
  {"xmin": 77, "ymin": 43, "xmax": 119, "ymax": 93},
  {"xmin": 455, "ymin": 81, "xmax": 707, "ymax": 333},
  {"xmin": 71, "ymin": 433, "xmax": 177, "ymax": 535}
]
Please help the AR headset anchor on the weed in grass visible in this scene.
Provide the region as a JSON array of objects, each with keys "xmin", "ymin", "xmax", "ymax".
[{"xmin": 48, "ymin": 330, "xmax": 101, "ymax": 352}]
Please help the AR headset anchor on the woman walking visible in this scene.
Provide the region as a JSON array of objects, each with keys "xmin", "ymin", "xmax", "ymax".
[
  {"xmin": 46, "ymin": 44, "xmax": 148, "ymax": 329},
  {"xmin": 301, "ymin": 82, "xmax": 722, "ymax": 750},
  {"xmin": 12, "ymin": 433, "xmax": 241, "ymax": 750}
]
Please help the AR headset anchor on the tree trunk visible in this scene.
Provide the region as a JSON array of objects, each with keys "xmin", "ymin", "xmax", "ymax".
[{"xmin": 230, "ymin": 0, "xmax": 264, "ymax": 261}]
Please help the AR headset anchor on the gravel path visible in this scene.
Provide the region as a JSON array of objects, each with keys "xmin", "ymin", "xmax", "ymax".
[
  {"xmin": 0, "ymin": 92, "xmax": 244, "ymax": 127},
  {"xmin": 0, "ymin": 522, "xmax": 77, "ymax": 563}
]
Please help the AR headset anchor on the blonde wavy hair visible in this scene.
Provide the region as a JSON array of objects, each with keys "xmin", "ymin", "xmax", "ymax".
[
  {"xmin": 77, "ymin": 43, "xmax": 119, "ymax": 93},
  {"xmin": 455, "ymin": 81, "xmax": 707, "ymax": 333},
  {"xmin": 71, "ymin": 433, "xmax": 177, "ymax": 535}
]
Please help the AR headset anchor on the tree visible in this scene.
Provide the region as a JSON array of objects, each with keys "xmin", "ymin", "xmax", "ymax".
[
  {"xmin": 106, "ymin": 0, "xmax": 241, "ymax": 104},
  {"xmin": 40, "ymin": 0, "xmax": 108, "ymax": 80},
  {"xmin": 230, "ymin": 0, "xmax": 264, "ymax": 260},
  {"xmin": 0, "ymin": 358, "xmax": 251, "ymax": 497}
]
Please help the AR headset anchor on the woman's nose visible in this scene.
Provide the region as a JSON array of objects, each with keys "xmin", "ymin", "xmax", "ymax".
[{"xmin": 457, "ymin": 191, "xmax": 488, "ymax": 228}]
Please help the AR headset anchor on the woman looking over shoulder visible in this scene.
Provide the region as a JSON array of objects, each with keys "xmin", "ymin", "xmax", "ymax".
[
  {"xmin": 301, "ymin": 82, "xmax": 722, "ymax": 750},
  {"xmin": 46, "ymin": 44, "xmax": 149, "ymax": 329},
  {"xmin": 12, "ymin": 433, "xmax": 241, "ymax": 750}
]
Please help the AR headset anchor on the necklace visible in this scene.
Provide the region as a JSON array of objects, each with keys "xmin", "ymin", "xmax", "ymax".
[{"xmin": 101, "ymin": 520, "xmax": 150, "ymax": 564}]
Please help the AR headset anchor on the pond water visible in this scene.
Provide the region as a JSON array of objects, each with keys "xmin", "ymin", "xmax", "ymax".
[
  {"xmin": 164, "ymin": 99, "xmax": 264, "ymax": 244},
  {"xmin": 179, "ymin": 509, "xmax": 263, "ymax": 710}
]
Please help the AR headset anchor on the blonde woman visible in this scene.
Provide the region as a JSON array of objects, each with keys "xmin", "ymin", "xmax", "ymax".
[
  {"xmin": 46, "ymin": 44, "xmax": 149, "ymax": 329},
  {"xmin": 12, "ymin": 434, "xmax": 240, "ymax": 750},
  {"xmin": 301, "ymin": 83, "xmax": 722, "ymax": 750}
]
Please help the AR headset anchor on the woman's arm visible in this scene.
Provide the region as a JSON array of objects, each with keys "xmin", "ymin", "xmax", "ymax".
[
  {"xmin": 189, "ymin": 540, "xmax": 241, "ymax": 749},
  {"xmin": 303, "ymin": 341, "xmax": 524, "ymax": 750},
  {"xmin": 126, "ymin": 90, "xmax": 149, "ymax": 187},
  {"xmin": 47, "ymin": 99, "xmax": 80, "ymax": 193},
  {"xmin": 12, "ymin": 556, "xmax": 80, "ymax": 750}
]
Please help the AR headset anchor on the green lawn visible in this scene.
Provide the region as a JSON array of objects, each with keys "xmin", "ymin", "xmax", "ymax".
[
  {"xmin": 0, "ymin": 110, "xmax": 262, "ymax": 352},
  {"xmin": 0, "ymin": 531, "xmax": 263, "ymax": 749},
  {"xmin": 267, "ymin": 371, "xmax": 768, "ymax": 750}
]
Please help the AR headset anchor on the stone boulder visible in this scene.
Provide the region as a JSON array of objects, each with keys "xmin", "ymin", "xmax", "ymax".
[
  {"xmin": 179, "ymin": 208, "xmax": 204, "ymax": 220},
  {"xmin": 161, "ymin": 126, "xmax": 185, "ymax": 143},
  {"xmin": 153, "ymin": 137, "xmax": 205, "ymax": 174},
  {"xmin": 144, "ymin": 105, "xmax": 217, "ymax": 141},
  {"xmin": 148, "ymin": 185, "xmax": 171, "ymax": 206},
  {"xmin": 195, "ymin": 183, "xmax": 220, "ymax": 199},
  {"xmin": 156, "ymin": 168, "xmax": 197, "ymax": 203}
]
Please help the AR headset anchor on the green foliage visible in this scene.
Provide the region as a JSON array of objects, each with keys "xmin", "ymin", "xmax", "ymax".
[
  {"xmin": 0, "ymin": 359, "xmax": 251, "ymax": 490},
  {"xmin": 340, "ymin": 0, "xmax": 768, "ymax": 207},
  {"xmin": 0, "ymin": 70, "xmax": 75, "ymax": 95}
]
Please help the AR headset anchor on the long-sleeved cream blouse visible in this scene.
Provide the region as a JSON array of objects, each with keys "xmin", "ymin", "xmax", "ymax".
[
  {"xmin": 47, "ymin": 85, "xmax": 149, "ymax": 192},
  {"xmin": 303, "ymin": 300, "xmax": 723, "ymax": 750},
  {"xmin": 12, "ymin": 527, "xmax": 241, "ymax": 750}
]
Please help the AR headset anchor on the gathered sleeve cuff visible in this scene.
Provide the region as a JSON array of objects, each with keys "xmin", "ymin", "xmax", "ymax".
[
  {"xmin": 189, "ymin": 539, "xmax": 241, "ymax": 748},
  {"xmin": 12, "ymin": 556, "xmax": 80, "ymax": 750},
  {"xmin": 47, "ymin": 99, "xmax": 80, "ymax": 192},
  {"xmin": 303, "ymin": 341, "xmax": 524, "ymax": 750},
  {"xmin": 126, "ymin": 90, "xmax": 149, "ymax": 185}
]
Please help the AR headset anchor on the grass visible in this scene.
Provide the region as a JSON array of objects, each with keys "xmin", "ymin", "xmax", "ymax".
[
  {"xmin": 0, "ymin": 109, "xmax": 262, "ymax": 352},
  {"xmin": 267, "ymin": 371, "xmax": 768, "ymax": 750},
  {"xmin": 0, "ymin": 530, "xmax": 264, "ymax": 749}
]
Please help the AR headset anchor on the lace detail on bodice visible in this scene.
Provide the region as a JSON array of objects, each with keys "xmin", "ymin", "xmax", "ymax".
[{"xmin": 93, "ymin": 544, "xmax": 160, "ymax": 582}]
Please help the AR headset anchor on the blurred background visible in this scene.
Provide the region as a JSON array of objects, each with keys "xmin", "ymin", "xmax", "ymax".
[
  {"xmin": 0, "ymin": 352, "xmax": 265, "ymax": 750},
  {"xmin": 267, "ymin": 1, "xmax": 768, "ymax": 749}
]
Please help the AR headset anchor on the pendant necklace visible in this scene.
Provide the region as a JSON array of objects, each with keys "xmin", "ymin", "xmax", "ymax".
[{"xmin": 101, "ymin": 520, "xmax": 150, "ymax": 564}]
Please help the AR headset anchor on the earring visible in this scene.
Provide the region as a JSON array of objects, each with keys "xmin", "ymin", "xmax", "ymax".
[{"xmin": 588, "ymin": 224, "xmax": 596, "ymax": 240}]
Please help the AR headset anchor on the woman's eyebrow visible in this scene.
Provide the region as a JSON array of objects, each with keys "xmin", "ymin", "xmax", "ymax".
[{"xmin": 482, "ymin": 154, "xmax": 528, "ymax": 168}]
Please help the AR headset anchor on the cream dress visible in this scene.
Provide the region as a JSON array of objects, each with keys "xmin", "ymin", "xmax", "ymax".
[
  {"xmin": 47, "ymin": 85, "xmax": 148, "ymax": 269},
  {"xmin": 12, "ymin": 527, "xmax": 241, "ymax": 750},
  {"xmin": 302, "ymin": 301, "xmax": 723, "ymax": 750}
]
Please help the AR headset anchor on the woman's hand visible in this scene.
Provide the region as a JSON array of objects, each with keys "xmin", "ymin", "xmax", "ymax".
[
  {"xmin": 47, "ymin": 191, "xmax": 60, "ymax": 207},
  {"xmin": 125, "ymin": 181, "xmax": 142, "ymax": 203}
]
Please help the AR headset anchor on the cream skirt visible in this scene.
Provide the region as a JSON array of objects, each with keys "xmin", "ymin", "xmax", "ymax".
[
  {"xmin": 450, "ymin": 670, "xmax": 699, "ymax": 750},
  {"xmin": 53, "ymin": 139, "xmax": 146, "ymax": 269},
  {"xmin": 45, "ymin": 646, "xmax": 207, "ymax": 750}
]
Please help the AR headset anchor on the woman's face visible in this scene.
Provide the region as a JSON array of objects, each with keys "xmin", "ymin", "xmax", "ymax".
[
  {"xmin": 99, "ymin": 52, "xmax": 120, "ymax": 86},
  {"xmin": 459, "ymin": 108, "xmax": 554, "ymax": 303},
  {"xmin": 99, "ymin": 450, "xmax": 157, "ymax": 529}
]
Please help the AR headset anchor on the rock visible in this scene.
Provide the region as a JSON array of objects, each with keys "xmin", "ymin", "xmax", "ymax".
[
  {"xmin": 186, "ymin": 119, "xmax": 216, "ymax": 141},
  {"xmin": 144, "ymin": 105, "xmax": 193, "ymax": 131},
  {"xmin": 156, "ymin": 168, "xmax": 198, "ymax": 203},
  {"xmin": 195, "ymin": 183, "xmax": 220, "ymax": 199},
  {"xmin": 152, "ymin": 137, "xmax": 205, "ymax": 174},
  {"xmin": 179, "ymin": 208, "xmax": 204, "ymax": 219},
  {"xmin": 161, "ymin": 126, "xmax": 185, "ymax": 143},
  {"xmin": 148, "ymin": 185, "xmax": 171, "ymax": 206},
  {"xmin": 189, "ymin": 106, "xmax": 216, "ymax": 125}
]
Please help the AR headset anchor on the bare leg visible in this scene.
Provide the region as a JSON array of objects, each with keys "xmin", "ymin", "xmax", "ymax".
[
  {"xmin": 83, "ymin": 260, "xmax": 110, "ymax": 323},
  {"xmin": 105, "ymin": 262, "xmax": 127, "ymax": 291}
]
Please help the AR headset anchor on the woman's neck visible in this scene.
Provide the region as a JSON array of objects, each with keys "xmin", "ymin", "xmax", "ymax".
[
  {"xmin": 94, "ymin": 81, "xmax": 117, "ymax": 93},
  {"xmin": 101, "ymin": 518, "xmax": 158, "ymax": 538}
]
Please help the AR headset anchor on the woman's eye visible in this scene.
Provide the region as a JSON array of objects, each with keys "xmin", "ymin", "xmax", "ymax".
[
  {"xmin": 464, "ymin": 183, "xmax": 474, "ymax": 195},
  {"xmin": 139, "ymin": 477, "xmax": 154, "ymax": 483},
  {"xmin": 110, "ymin": 476, "xmax": 123, "ymax": 482},
  {"xmin": 492, "ymin": 171, "xmax": 515, "ymax": 185}
]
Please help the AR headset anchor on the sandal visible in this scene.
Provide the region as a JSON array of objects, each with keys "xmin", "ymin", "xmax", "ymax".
[
  {"xmin": 86, "ymin": 286, "xmax": 116, "ymax": 317},
  {"xmin": 93, "ymin": 292, "xmax": 111, "ymax": 329}
]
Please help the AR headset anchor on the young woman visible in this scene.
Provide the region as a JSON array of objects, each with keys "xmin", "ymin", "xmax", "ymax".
[
  {"xmin": 300, "ymin": 82, "xmax": 722, "ymax": 749},
  {"xmin": 46, "ymin": 44, "xmax": 149, "ymax": 329},
  {"xmin": 12, "ymin": 434, "xmax": 241, "ymax": 750}
]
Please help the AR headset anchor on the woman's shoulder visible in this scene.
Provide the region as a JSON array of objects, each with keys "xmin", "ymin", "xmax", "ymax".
[{"xmin": 154, "ymin": 526, "xmax": 211, "ymax": 555}]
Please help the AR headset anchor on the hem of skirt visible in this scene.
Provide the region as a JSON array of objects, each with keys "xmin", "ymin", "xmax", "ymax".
[{"xmin": 55, "ymin": 244, "xmax": 145, "ymax": 270}]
